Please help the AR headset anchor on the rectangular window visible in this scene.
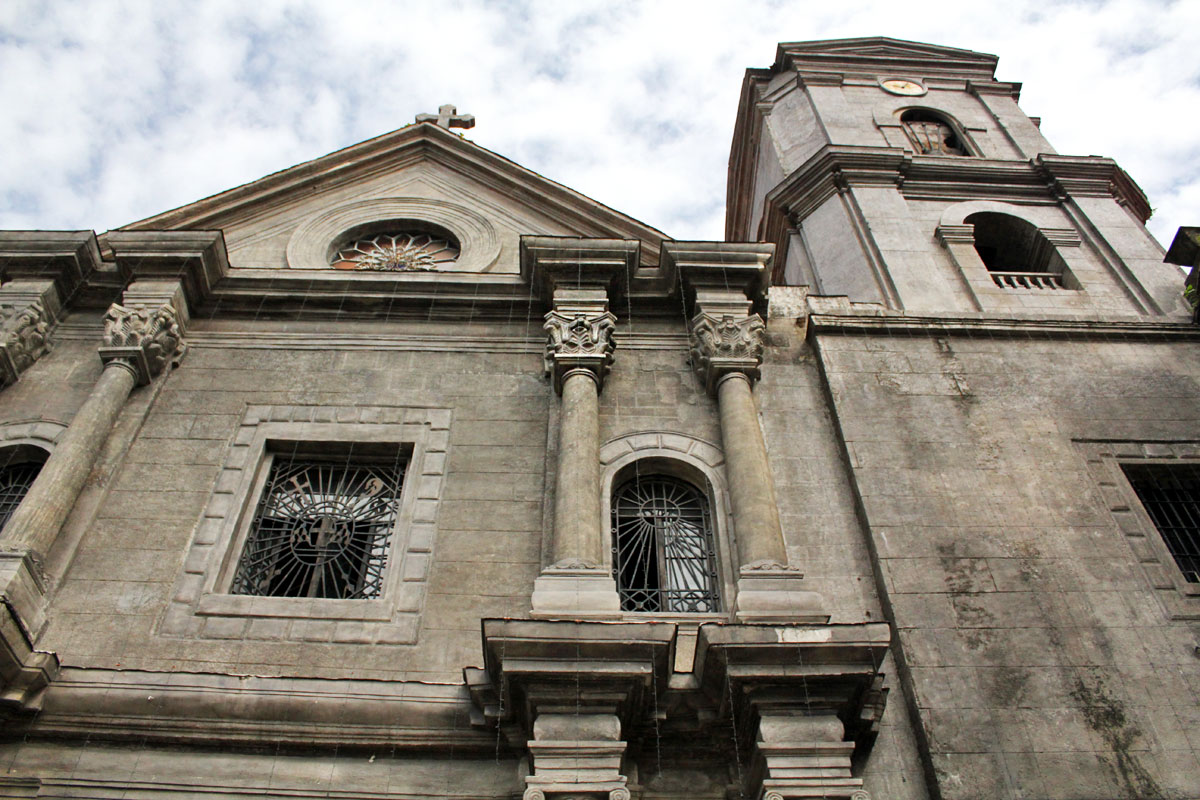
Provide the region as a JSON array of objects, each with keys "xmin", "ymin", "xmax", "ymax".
[
  {"xmin": 1122, "ymin": 463, "xmax": 1200, "ymax": 584},
  {"xmin": 230, "ymin": 454, "xmax": 407, "ymax": 600}
]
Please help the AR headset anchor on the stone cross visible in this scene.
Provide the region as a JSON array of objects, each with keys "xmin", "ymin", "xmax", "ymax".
[{"xmin": 415, "ymin": 104, "xmax": 475, "ymax": 130}]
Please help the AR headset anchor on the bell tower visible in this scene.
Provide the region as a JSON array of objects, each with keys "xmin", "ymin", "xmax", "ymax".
[{"xmin": 726, "ymin": 37, "xmax": 1189, "ymax": 319}]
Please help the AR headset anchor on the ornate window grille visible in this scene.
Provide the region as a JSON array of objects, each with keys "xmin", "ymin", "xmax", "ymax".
[
  {"xmin": 1122, "ymin": 463, "xmax": 1200, "ymax": 583},
  {"xmin": 231, "ymin": 457, "xmax": 407, "ymax": 599},
  {"xmin": 900, "ymin": 110, "xmax": 969, "ymax": 156},
  {"xmin": 611, "ymin": 475, "xmax": 720, "ymax": 612},
  {"xmin": 0, "ymin": 462, "xmax": 41, "ymax": 532},
  {"xmin": 331, "ymin": 231, "xmax": 459, "ymax": 271}
]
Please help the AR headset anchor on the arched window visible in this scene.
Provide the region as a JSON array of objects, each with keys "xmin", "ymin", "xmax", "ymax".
[
  {"xmin": 966, "ymin": 212, "xmax": 1070, "ymax": 289},
  {"xmin": 611, "ymin": 474, "xmax": 720, "ymax": 613},
  {"xmin": 901, "ymin": 109, "xmax": 970, "ymax": 156},
  {"xmin": 0, "ymin": 446, "xmax": 47, "ymax": 533}
]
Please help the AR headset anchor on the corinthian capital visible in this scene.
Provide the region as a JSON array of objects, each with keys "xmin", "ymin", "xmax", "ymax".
[
  {"xmin": 0, "ymin": 300, "xmax": 52, "ymax": 387},
  {"xmin": 689, "ymin": 312, "xmax": 766, "ymax": 395},
  {"xmin": 99, "ymin": 302, "xmax": 185, "ymax": 385},
  {"xmin": 544, "ymin": 309, "xmax": 617, "ymax": 394}
]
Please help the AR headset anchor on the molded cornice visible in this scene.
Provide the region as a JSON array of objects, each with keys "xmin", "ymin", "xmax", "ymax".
[
  {"xmin": 775, "ymin": 37, "xmax": 999, "ymax": 82},
  {"xmin": 103, "ymin": 230, "xmax": 230, "ymax": 313},
  {"xmin": 809, "ymin": 312, "xmax": 1200, "ymax": 340},
  {"xmin": 0, "ymin": 230, "xmax": 104, "ymax": 303},
  {"xmin": 119, "ymin": 124, "xmax": 670, "ymax": 265}
]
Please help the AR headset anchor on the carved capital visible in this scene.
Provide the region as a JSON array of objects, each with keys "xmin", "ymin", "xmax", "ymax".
[
  {"xmin": 689, "ymin": 312, "xmax": 765, "ymax": 395},
  {"xmin": 544, "ymin": 310, "xmax": 616, "ymax": 394},
  {"xmin": 0, "ymin": 300, "xmax": 52, "ymax": 387},
  {"xmin": 99, "ymin": 302, "xmax": 185, "ymax": 385}
]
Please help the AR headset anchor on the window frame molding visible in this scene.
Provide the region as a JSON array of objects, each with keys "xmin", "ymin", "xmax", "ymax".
[
  {"xmin": 598, "ymin": 431, "xmax": 737, "ymax": 623},
  {"xmin": 935, "ymin": 200, "xmax": 1087, "ymax": 310},
  {"xmin": 160, "ymin": 404, "xmax": 450, "ymax": 644},
  {"xmin": 1077, "ymin": 439, "xmax": 1200, "ymax": 620}
]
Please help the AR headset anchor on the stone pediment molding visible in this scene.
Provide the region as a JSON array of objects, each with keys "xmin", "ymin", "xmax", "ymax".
[
  {"xmin": 286, "ymin": 196, "xmax": 502, "ymax": 273},
  {"xmin": 776, "ymin": 37, "xmax": 999, "ymax": 82},
  {"xmin": 120, "ymin": 125, "xmax": 669, "ymax": 260}
]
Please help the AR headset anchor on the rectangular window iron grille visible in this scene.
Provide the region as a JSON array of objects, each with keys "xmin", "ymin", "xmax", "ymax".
[
  {"xmin": 231, "ymin": 457, "xmax": 406, "ymax": 599},
  {"xmin": 1122, "ymin": 463, "xmax": 1200, "ymax": 583},
  {"xmin": 611, "ymin": 475, "xmax": 720, "ymax": 613}
]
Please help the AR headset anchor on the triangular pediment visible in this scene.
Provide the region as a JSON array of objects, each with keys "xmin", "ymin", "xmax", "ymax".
[
  {"xmin": 777, "ymin": 36, "xmax": 998, "ymax": 80},
  {"xmin": 120, "ymin": 124, "xmax": 669, "ymax": 272}
]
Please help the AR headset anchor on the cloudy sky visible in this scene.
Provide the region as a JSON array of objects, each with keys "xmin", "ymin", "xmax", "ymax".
[{"xmin": 1, "ymin": 0, "xmax": 1196, "ymax": 248}]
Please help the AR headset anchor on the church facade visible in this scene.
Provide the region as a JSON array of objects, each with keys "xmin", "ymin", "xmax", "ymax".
[{"xmin": 0, "ymin": 37, "xmax": 1196, "ymax": 800}]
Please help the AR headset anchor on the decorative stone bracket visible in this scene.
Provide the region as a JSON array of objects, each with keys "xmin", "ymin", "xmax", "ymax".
[
  {"xmin": 98, "ymin": 302, "xmax": 185, "ymax": 385},
  {"xmin": 468, "ymin": 619, "xmax": 889, "ymax": 800},
  {"xmin": 689, "ymin": 311, "xmax": 765, "ymax": 396},
  {"xmin": 469, "ymin": 619, "xmax": 675, "ymax": 800},
  {"xmin": 694, "ymin": 622, "xmax": 891, "ymax": 800},
  {"xmin": 0, "ymin": 300, "xmax": 52, "ymax": 388},
  {"xmin": 0, "ymin": 550, "xmax": 59, "ymax": 717}
]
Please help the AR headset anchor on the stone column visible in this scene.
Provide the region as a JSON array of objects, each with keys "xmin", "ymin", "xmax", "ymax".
[
  {"xmin": 2, "ymin": 301, "xmax": 183, "ymax": 563},
  {"xmin": 530, "ymin": 288, "xmax": 622, "ymax": 619},
  {"xmin": 689, "ymin": 291, "xmax": 827, "ymax": 623}
]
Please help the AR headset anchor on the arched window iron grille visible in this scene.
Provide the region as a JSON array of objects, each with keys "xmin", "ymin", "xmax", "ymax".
[
  {"xmin": 231, "ymin": 458, "xmax": 406, "ymax": 600},
  {"xmin": 901, "ymin": 110, "xmax": 969, "ymax": 156},
  {"xmin": 611, "ymin": 475, "xmax": 720, "ymax": 613},
  {"xmin": 0, "ymin": 462, "xmax": 41, "ymax": 533},
  {"xmin": 1122, "ymin": 463, "xmax": 1200, "ymax": 583}
]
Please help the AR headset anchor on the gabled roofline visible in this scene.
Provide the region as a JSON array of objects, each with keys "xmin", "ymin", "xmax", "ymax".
[
  {"xmin": 121, "ymin": 122, "xmax": 671, "ymax": 261},
  {"xmin": 775, "ymin": 36, "xmax": 998, "ymax": 81}
]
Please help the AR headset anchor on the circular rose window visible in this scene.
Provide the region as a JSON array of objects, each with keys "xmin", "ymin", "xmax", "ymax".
[{"xmin": 331, "ymin": 230, "xmax": 460, "ymax": 271}]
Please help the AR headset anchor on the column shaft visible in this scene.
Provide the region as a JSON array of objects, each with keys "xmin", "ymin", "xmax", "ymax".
[
  {"xmin": 2, "ymin": 361, "xmax": 138, "ymax": 557},
  {"xmin": 552, "ymin": 369, "xmax": 602, "ymax": 566},
  {"xmin": 717, "ymin": 372, "xmax": 787, "ymax": 568}
]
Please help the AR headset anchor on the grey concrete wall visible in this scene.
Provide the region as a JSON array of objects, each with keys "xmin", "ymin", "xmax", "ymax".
[
  {"xmin": 37, "ymin": 315, "xmax": 548, "ymax": 684},
  {"xmin": 816, "ymin": 327, "xmax": 1200, "ymax": 800}
]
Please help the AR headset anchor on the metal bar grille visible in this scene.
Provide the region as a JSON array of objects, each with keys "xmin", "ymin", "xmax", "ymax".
[
  {"xmin": 231, "ymin": 458, "xmax": 406, "ymax": 599},
  {"xmin": 1122, "ymin": 463, "xmax": 1200, "ymax": 583},
  {"xmin": 0, "ymin": 463, "xmax": 40, "ymax": 533},
  {"xmin": 611, "ymin": 475, "xmax": 719, "ymax": 613}
]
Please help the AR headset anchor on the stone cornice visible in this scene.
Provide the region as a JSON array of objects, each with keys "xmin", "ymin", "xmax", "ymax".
[
  {"xmin": 102, "ymin": 230, "xmax": 229, "ymax": 315},
  {"xmin": 774, "ymin": 37, "xmax": 998, "ymax": 82},
  {"xmin": 662, "ymin": 240, "xmax": 774, "ymax": 314},
  {"xmin": 9, "ymin": 667, "xmax": 500, "ymax": 752},
  {"xmin": 966, "ymin": 79, "xmax": 1024, "ymax": 101},
  {"xmin": 1035, "ymin": 154, "xmax": 1153, "ymax": 223},
  {"xmin": 808, "ymin": 312, "xmax": 1200, "ymax": 341},
  {"xmin": 520, "ymin": 236, "xmax": 640, "ymax": 303},
  {"xmin": 0, "ymin": 230, "xmax": 104, "ymax": 304},
  {"xmin": 119, "ymin": 125, "xmax": 669, "ymax": 265}
]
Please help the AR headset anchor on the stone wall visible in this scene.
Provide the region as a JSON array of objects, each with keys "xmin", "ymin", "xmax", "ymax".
[{"xmin": 815, "ymin": 322, "xmax": 1200, "ymax": 800}]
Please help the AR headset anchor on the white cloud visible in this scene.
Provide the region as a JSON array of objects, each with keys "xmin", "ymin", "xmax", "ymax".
[{"xmin": 0, "ymin": 0, "xmax": 1196, "ymax": 250}]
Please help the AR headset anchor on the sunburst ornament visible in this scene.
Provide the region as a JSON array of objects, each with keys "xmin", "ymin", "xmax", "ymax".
[{"xmin": 332, "ymin": 232, "xmax": 460, "ymax": 271}]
